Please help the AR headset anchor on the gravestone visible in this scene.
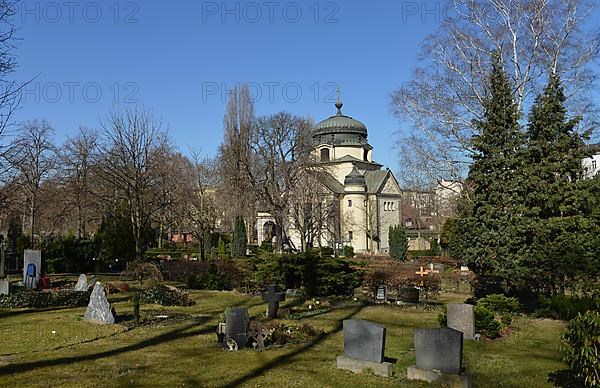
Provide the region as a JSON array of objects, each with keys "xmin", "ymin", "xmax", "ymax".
[
  {"xmin": 23, "ymin": 249, "xmax": 42, "ymax": 289},
  {"xmin": 0, "ymin": 278, "xmax": 8, "ymax": 295},
  {"xmin": 447, "ymin": 303, "xmax": 475, "ymax": 339},
  {"xmin": 261, "ymin": 285, "xmax": 285, "ymax": 319},
  {"xmin": 336, "ymin": 319, "xmax": 392, "ymax": 377},
  {"xmin": 84, "ymin": 282, "xmax": 115, "ymax": 324},
  {"xmin": 398, "ymin": 287, "xmax": 420, "ymax": 304},
  {"xmin": 408, "ymin": 327, "xmax": 472, "ymax": 387},
  {"xmin": 224, "ymin": 306, "xmax": 250, "ymax": 350},
  {"xmin": 74, "ymin": 274, "xmax": 88, "ymax": 291},
  {"xmin": 375, "ymin": 285, "xmax": 387, "ymax": 303}
]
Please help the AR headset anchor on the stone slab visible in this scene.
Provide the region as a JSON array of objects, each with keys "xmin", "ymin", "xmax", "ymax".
[
  {"xmin": 407, "ymin": 365, "xmax": 472, "ymax": 388},
  {"xmin": 225, "ymin": 306, "xmax": 249, "ymax": 349},
  {"xmin": 0, "ymin": 279, "xmax": 8, "ymax": 295},
  {"xmin": 23, "ymin": 250, "xmax": 42, "ymax": 289},
  {"xmin": 343, "ymin": 319, "xmax": 386, "ymax": 363},
  {"xmin": 414, "ymin": 327, "xmax": 463, "ymax": 374},
  {"xmin": 336, "ymin": 354, "xmax": 393, "ymax": 377},
  {"xmin": 447, "ymin": 303, "xmax": 475, "ymax": 339}
]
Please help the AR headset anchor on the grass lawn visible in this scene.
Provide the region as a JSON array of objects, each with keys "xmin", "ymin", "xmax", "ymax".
[{"xmin": 0, "ymin": 286, "xmax": 566, "ymax": 387}]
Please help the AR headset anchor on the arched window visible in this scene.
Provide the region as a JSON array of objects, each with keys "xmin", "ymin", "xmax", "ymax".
[
  {"xmin": 320, "ymin": 148, "xmax": 330, "ymax": 162},
  {"xmin": 363, "ymin": 149, "xmax": 368, "ymax": 161}
]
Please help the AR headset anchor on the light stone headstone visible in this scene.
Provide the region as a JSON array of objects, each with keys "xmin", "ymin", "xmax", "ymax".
[
  {"xmin": 74, "ymin": 274, "xmax": 88, "ymax": 291},
  {"xmin": 23, "ymin": 249, "xmax": 42, "ymax": 289},
  {"xmin": 343, "ymin": 319, "xmax": 386, "ymax": 363},
  {"xmin": 0, "ymin": 278, "xmax": 8, "ymax": 295},
  {"xmin": 414, "ymin": 327, "xmax": 463, "ymax": 374},
  {"xmin": 84, "ymin": 282, "xmax": 115, "ymax": 324},
  {"xmin": 447, "ymin": 303, "xmax": 475, "ymax": 339}
]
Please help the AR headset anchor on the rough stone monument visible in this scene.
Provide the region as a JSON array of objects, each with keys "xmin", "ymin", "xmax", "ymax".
[
  {"xmin": 84, "ymin": 282, "xmax": 115, "ymax": 324},
  {"xmin": 447, "ymin": 303, "xmax": 475, "ymax": 339},
  {"xmin": 23, "ymin": 249, "xmax": 42, "ymax": 289},
  {"xmin": 261, "ymin": 285, "xmax": 285, "ymax": 319},
  {"xmin": 74, "ymin": 274, "xmax": 88, "ymax": 291},
  {"xmin": 224, "ymin": 306, "xmax": 250, "ymax": 350},
  {"xmin": 408, "ymin": 327, "xmax": 472, "ymax": 387},
  {"xmin": 336, "ymin": 319, "xmax": 392, "ymax": 377}
]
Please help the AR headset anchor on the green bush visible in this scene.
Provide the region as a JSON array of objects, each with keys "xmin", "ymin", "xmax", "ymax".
[
  {"xmin": 549, "ymin": 311, "xmax": 600, "ymax": 388},
  {"xmin": 343, "ymin": 245, "xmax": 354, "ymax": 258},
  {"xmin": 254, "ymin": 252, "xmax": 362, "ymax": 297},
  {"xmin": 538, "ymin": 293, "xmax": 599, "ymax": 321},
  {"xmin": 320, "ymin": 247, "xmax": 334, "ymax": 257},
  {"xmin": 474, "ymin": 305, "xmax": 502, "ymax": 338},
  {"xmin": 183, "ymin": 262, "xmax": 229, "ymax": 290},
  {"xmin": 259, "ymin": 240, "xmax": 274, "ymax": 253},
  {"xmin": 140, "ymin": 284, "xmax": 195, "ymax": 306},
  {"xmin": 477, "ymin": 294, "xmax": 521, "ymax": 314},
  {"xmin": 0, "ymin": 289, "xmax": 91, "ymax": 309}
]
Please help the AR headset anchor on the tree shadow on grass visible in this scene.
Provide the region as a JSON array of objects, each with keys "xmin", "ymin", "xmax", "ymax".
[
  {"xmin": 0, "ymin": 306, "xmax": 78, "ymax": 319},
  {"xmin": 0, "ymin": 317, "xmax": 214, "ymax": 376},
  {"xmin": 223, "ymin": 304, "xmax": 365, "ymax": 387}
]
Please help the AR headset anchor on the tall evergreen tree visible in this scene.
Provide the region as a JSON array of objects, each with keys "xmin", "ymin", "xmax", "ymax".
[
  {"xmin": 389, "ymin": 225, "xmax": 408, "ymax": 261},
  {"xmin": 461, "ymin": 53, "xmax": 526, "ymax": 296},
  {"xmin": 231, "ymin": 215, "xmax": 247, "ymax": 258},
  {"xmin": 522, "ymin": 74, "xmax": 590, "ymax": 293}
]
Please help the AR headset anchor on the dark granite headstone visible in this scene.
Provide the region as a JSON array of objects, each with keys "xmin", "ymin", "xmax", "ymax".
[
  {"xmin": 261, "ymin": 285, "xmax": 285, "ymax": 318},
  {"xmin": 225, "ymin": 306, "xmax": 250, "ymax": 349},
  {"xmin": 414, "ymin": 327, "xmax": 463, "ymax": 374},
  {"xmin": 84, "ymin": 282, "xmax": 115, "ymax": 324},
  {"xmin": 343, "ymin": 319, "xmax": 386, "ymax": 363},
  {"xmin": 398, "ymin": 287, "xmax": 420, "ymax": 304},
  {"xmin": 74, "ymin": 274, "xmax": 88, "ymax": 291}
]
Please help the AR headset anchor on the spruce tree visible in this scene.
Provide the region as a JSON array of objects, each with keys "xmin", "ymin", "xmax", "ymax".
[
  {"xmin": 461, "ymin": 53, "xmax": 526, "ymax": 296},
  {"xmin": 522, "ymin": 74, "xmax": 589, "ymax": 293},
  {"xmin": 231, "ymin": 216, "xmax": 247, "ymax": 258}
]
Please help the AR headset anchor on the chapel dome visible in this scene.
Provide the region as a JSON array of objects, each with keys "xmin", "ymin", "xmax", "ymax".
[{"xmin": 313, "ymin": 100, "xmax": 368, "ymax": 145}]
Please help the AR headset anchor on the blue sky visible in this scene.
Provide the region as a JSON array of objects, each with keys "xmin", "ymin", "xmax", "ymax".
[
  {"xmin": 10, "ymin": 1, "xmax": 599, "ymax": 169},
  {"xmin": 12, "ymin": 0, "xmax": 444, "ymax": 168}
]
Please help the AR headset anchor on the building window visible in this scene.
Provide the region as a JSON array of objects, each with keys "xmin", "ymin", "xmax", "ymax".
[
  {"xmin": 383, "ymin": 202, "xmax": 387, "ymax": 211},
  {"xmin": 348, "ymin": 199, "xmax": 352, "ymax": 207},
  {"xmin": 348, "ymin": 231, "xmax": 353, "ymax": 241},
  {"xmin": 593, "ymin": 160, "xmax": 597, "ymax": 170},
  {"xmin": 391, "ymin": 202, "xmax": 395, "ymax": 211},
  {"xmin": 363, "ymin": 149, "xmax": 368, "ymax": 161},
  {"xmin": 320, "ymin": 148, "xmax": 330, "ymax": 162}
]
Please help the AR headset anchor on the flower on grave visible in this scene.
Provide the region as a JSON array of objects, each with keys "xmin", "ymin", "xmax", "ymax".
[
  {"xmin": 315, "ymin": 300, "xmax": 320, "ymax": 305},
  {"xmin": 51, "ymin": 330, "xmax": 56, "ymax": 335}
]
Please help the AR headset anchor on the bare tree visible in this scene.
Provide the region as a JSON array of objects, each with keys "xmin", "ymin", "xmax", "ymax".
[
  {"xmin": 61, "ymin": 127, "xmax": 99, "ymax": 238},
  {"xmin": 187, "ymin": 150, "xmax": 222, "ymax": 258},
  {"xmin": 8, "ymin": 120, "xmax": 57, "ymax": 246},
  {"xmin": 392, "ymin": 0, "xmax": 600, "ymax": 180},
  {"xmin": 218, "ymin": 85, "xmax": 256, "ymax": 233},
  {"xmin": 96, "ymin": 108, "xmax": 170, "ymax": 259},
  {"xmin": 249, "ymin": 112, "xmax": 313, "ymax": 251}
]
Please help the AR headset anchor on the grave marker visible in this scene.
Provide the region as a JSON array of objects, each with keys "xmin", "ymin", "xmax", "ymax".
[
  {"xmin": 74, "ymin": 274, "xmax": 88, "ymax": 291},
  {"xmin": 261, "ymin": 285, "xmax": 285, "ymax": 319},
  {"xmin": 447, "ymin": 303, "xmax": 475, "ymax": 340},
  {"xmin": 336, "ymin": 319, "xmax": 392, "ymax": 377},
  {"xmin": 84, "ymin": 282, "xmax": 115, "ymax": 324},
  {"xmin": 23, "ymin": 250, "xmax": 42, "ymax": 289},
  {"xmin": 224, "ymin": 306, "xmax": 250, "ymax": 350}
]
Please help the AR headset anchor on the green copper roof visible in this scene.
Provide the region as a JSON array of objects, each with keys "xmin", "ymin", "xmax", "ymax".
[{"xmin": 313, "ymin": 101, "xmax": 368, "ymax": 139}]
